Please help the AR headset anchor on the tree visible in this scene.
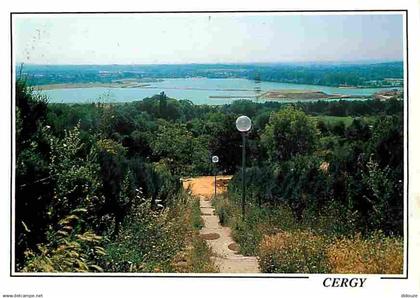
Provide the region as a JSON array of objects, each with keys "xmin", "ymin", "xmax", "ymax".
[
  {"xmin": 261, "ymin": 106, "xmax": 319, "ymax": 162},
  {"xmin": 15, "ymin": 79, "xmax": 51, "ymax": 267},
  {"xmin": 151, "ymin": 120, "xmax": 208, "ymax": 175},
  {"xmin": 208, "ymin": 114, "xmax": 242, "ymax": 174}
]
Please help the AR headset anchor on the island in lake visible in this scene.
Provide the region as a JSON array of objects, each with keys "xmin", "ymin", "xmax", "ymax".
[{"xmin": 257, "ymin": 90, "xmax": 358, "ymax": 100}]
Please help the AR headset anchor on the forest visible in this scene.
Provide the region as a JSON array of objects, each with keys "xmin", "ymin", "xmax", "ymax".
[
  {"xmin": 15, "ymin": 78, "xmax": 404, "ymax": 273},
  {"xmin": 22, "ymin": 62, "xmax": 403, "ymax": 88}
]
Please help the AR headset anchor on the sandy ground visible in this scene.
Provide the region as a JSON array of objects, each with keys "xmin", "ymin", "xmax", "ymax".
[
  {"xmin": 183, "ymin": 176, "xmax": 260, "ymax": 273},
  {"xmin": 182, "ymin": 175, "xmax": 232, "ymax": 199}
]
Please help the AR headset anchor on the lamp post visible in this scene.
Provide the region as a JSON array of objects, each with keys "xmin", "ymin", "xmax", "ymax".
[
  {"xmin": 211, "ymin": 155, "xmax": 219, "ymax": 198},
  {"xmin": 235, "ymin": 115, "xmax": 252, "ymax": 219}
]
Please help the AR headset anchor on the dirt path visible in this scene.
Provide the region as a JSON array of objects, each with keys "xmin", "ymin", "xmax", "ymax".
[
  {"xmin": 182, "ymin": 176, "xmax": 232, "ymax": 198},
  {"xmin": 183, "ymin": 176, "xmax": 260, "ymax": 273}
]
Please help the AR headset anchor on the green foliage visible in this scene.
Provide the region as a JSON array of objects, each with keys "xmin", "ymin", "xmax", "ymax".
[
  {"xmin": 22, "ymin": 210, "xmax": 105, "ymax": 273},
  {"xmin": 151, "ymin": 120, "xmax": 211, "ymax": 176},
  {"xmin": 16, "ymin": 79, "xmax": 48, "ymax": 152},
  {"xmin": 186, "ymin": 237, "xmax": 218, "ymax": 273},
  {"xmin": 228, "ymin": 166, "xmax": 277, "ymax": 207},
  {"xmin": 159, "ymin": 167, "xmax": 186, "ymax": 204},
  {"xmin": 369, "ymin": 115, "xmax": 403, "ymax": 170},
  {"xmin": 261, "ymin": 106, "xmax": 318, "ymax": 162},
  {"xmin": 214, "ymin": 194, "xmax": 289, "ymax": 256},
  {"xmin": 313, "ymin": 115, "xmax": 354, "ymax": 127},
  {"xmin": 102, "ymin": 194, "xmax": 200, "ymax": 272},
  {"xmin": 213, "ymin": 195, "xmax": 235, "ymax": 226},
  {"xmin": 214, "ymin": 195, "xmax": 265, "ymax": 256},
  {"xmin": 215, "ymin": 195, "xmax": 402, "ymax": 274},
  {"xmin": 102, "ymin": 202, "xmax": 183, "ymax": 272},
  {"xmin": 207, "ymin": 113, "xmax": 243, "ymax": 173},
  {"xmin": 49, "ymin": 124, "xmax": 103, "ymax": 224},
  {"xmin": 25, "ymin": 62, "xmax": 403, "ymax": 88},
  {"xmin": 191, "ymin": 199, "xmax": 204, "ymax": 230},
  {"xmin": 362, "ymin": 158, "xmax": 401, "ymax": 233},
  {"xmin": 15, "ymin": 79, "xmax": 52, "ymax": 266},
  {"xmin": 228, "ymin": 104, "xmax": 403, "ymax": 236}
]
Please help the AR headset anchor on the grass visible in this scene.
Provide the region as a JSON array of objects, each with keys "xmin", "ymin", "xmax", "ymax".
[
  {"xmin": 259, "ymin": 230, "xmax": 330, "ymax": 273},
  {"xmin": 313, "ymin": 115, "xmax": 354, "ymax": 127},
  {"xmin": 213, "ymin": 193, "xmax": 403, "ymax": 274},
  {"xmin": 172, "ymin": 236, "xmax": 218, "ymax": 273},
  {"xmin": 191, "ymin": 198, "xmax": 204, "ymax": 230},
  {"xmin": 172, "ymin": 196, "xmax": 217, "ymax": 273},
  {"xmin": 326, "ymin": 231, "xmax": 403, "ymax": 274},
  {"xmin": 313, "ymin": 115, "xmax": 378, "ymax": 127},
  {"xmin": 102, "ymin": 193, "xmax": 217, "ymax": 273}
]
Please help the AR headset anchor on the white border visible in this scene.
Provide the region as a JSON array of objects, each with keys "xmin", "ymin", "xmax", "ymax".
[
  {"xmin": 2, "ymin": 2, "xmax": 419, "ymax": 297},
  {"xmin": 10, "ymin": 10, "xmax": 409, "ymax": 279}
]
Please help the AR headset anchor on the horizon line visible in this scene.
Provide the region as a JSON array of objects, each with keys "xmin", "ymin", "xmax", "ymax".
[{"xmin": 16, "ymin": 60, "xmax": 403, "ymax": 66}]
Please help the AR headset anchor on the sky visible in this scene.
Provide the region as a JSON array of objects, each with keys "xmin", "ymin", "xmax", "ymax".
[{"xmin": 13, "ymin": 13, "xmax": 404, "ymax": 65}]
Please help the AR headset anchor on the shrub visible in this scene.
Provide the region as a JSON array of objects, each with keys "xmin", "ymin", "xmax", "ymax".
[
  {"xmin": 214, "ymin": 194, "xmax": 297, "ymax": 256},
  {"xmin": 258, "ymin": 230, "xmax": 330, "ymax": 273},
  {"xmin": 191, "ymin": 198, "xmax": 204, "ymax": 230},
  {"xmin": 172, "ymin": 236, "xmax": 217, "ymax": 273},
  {"xmin": 213, "ymin": 194, "xmax": 262, "ymax": 255},
  {"xmin": 300, "ymin": 201, "xmax": 360, "ymax": 237},
  {"xmin": 49, "ymin": 124, "xmax": 103, "ymax": 226},
  {"xmin": 102, "ymin": 200, "xmax": 187, "ymax": 272},
  {"xmin": 22, "ymin": 211, "xmax": 105, "ymax": 273},
  {"xmin": 261, "ymin": 105, "xmax": 319, "ymax": 162},
  {"xmin": 171, "ymin": 195, "xmax": 217, "ymax": 273},
  {"xmin": 327, "ymin": 231, "xmax": 403, "ymax": 274},
  {"xmin": 213, "ymin": 195, "xmax": 235, "ymax": 226},
  {"xmin": 228, "ymin": 166, "xmax": 278, "ymax": 207},
  {"xmin": 232, "ymin": 219, "xmax": 264, "ymax": 256},
  {"xmin": 102, "ymin": 191, "xmax": 217, "ymax": 273}
]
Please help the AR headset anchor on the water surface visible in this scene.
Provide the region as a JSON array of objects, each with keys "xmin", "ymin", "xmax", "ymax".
[{"xmin": 37, "ymin": 78, "xmax": 398, "ymax": 105}]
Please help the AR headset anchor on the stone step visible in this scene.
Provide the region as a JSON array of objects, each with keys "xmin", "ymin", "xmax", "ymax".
[{"xmin": 199, "ymin": 197, "xmax": 260, "ymax": 273}]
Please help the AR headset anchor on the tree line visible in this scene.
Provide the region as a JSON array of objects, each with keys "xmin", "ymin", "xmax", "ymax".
[{"xmin": 23, "ymin": 62, "xmax": 403, "ymax": 88}]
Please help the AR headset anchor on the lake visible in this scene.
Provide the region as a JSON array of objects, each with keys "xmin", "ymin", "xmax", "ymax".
[{"xmin": 37, "ymin": 78, "xmax": 398, "ymax": 105}]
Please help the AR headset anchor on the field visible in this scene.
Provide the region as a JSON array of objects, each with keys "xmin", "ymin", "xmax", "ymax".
[{"xmin": 313, "ymin": 115, "xmax": 380, "ymax": 127}]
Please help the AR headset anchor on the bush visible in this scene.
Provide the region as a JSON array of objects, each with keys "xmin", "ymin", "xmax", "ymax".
[
  {"xmin": 171, "ymin": 196, "xmax": 217, "ymax": 273},
  {"xmin": 327, "ymin": 231, "xmax": 403, "ymax": 274},
  {"xmin": 171, "ymin": 236, "xmax": 217, "ymax": 273},
  {"xmin": 213, "ymin": 195, "xmax": 235, "ymax": 226},
  {"xmin": 213, "ymin": 196, "xmax": 264, "ymax": 256},
  {"xmin": 49, "ymin": 124, "xmax": 104, "ymax": 224},
  {"xmin": 214, "ymin": 194, "xmax": 298, "ymax": 256},
  {"xmin": 213, "ymin": 194, "xmax": 263, "ymax": 255},
  {"xmin": 261, "ymin": 105, "xmax": 319, "ymax": 162},
  {"xmin": 228, "ymin": 166, "xmax": 277, "ymax": 206},
  {"xmin": 191, "ymin": 199, "xmax": 204, "ymax": 230},
  {"xmin": 102, "ymin": 192, "xmax": 217, "ymax": 273},
  {"xmin": 258, "ymin": 230, "xmax": 330, "ymax": 273},
  {"xmin": 22, "ymin": 211, "xmax": 105, "ymax": 273},
  {"xmin": 102, "ymin": 200, "xmax": 187, "ymax": 272}
]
